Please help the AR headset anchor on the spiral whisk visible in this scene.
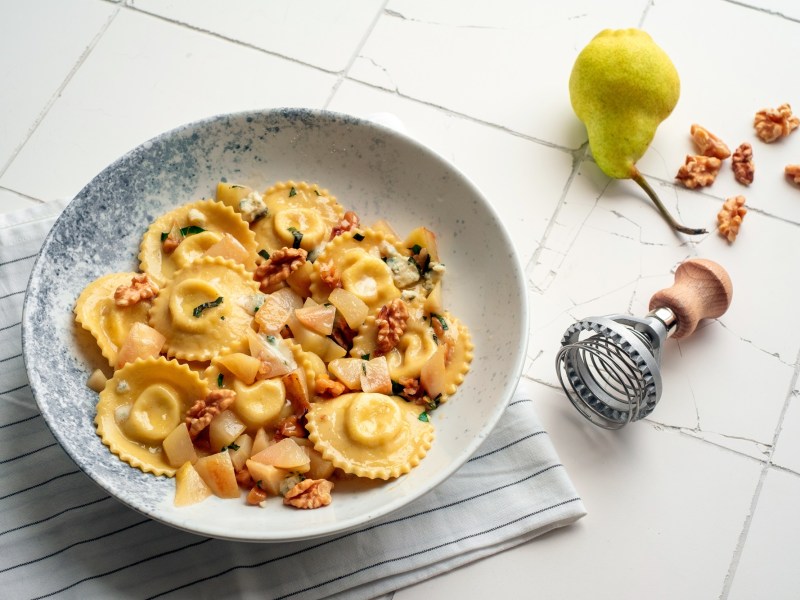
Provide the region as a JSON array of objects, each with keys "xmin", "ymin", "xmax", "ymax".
[{"xmin": 556, "ymin": 259, "xmax": 732, "ymax": 429}]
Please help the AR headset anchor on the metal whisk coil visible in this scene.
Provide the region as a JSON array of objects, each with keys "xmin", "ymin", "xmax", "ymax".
[{"xmin": 555, "ymin": 259, "xmax": 733, "ymax": 429}]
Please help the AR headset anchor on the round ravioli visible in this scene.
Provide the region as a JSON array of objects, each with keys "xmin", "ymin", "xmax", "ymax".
[
  {"xmin": 139, "ymin": 199, "xmax": 258, "ymax": 286},
  {"xmin": 306, "ymin": 392, "xmax": 434, "ymax": 479},
  {"xmin": 149, "ymin": 256, "xmax": 260, "ymax": 361},
  {"xmin": 251, "ymin": 181, "xmax": 344, "ymax": 254},
  {"xmin": 312, "ymin": 229, "xmax": 403, "ymax": 313},
  {"xmin": 75, "ymin": 272, "xmax": 151, "ymax": 367},
  {"xmin": 95, "ymin": 356, "xmax": 209, "ymax": 476}
]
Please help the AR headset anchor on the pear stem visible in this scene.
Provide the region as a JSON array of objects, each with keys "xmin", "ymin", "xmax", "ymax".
[{"xmin": 631, "ymin": 171, "xmax": 707, "ymax": 236}]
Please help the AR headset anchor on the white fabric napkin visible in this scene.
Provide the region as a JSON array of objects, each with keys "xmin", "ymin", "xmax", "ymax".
[{"xmin": 0, "ymin": 201, "xmax": 586, "ymax": 600}]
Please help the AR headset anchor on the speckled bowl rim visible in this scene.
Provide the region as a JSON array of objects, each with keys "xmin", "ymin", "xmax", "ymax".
[{"xmin": 21, "ymin": 107, "xmax": 528, "ymax": 542}]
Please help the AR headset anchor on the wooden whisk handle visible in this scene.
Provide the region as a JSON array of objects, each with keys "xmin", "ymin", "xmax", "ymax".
[{"xmin": 648, "ymin": 258, "xmax": 732, "ymax": 339}]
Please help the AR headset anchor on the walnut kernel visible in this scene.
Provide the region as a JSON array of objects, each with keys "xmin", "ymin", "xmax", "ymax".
[
  {"xmin": 114, "ymin": 273, "xmax": 159, "ymax": 307},
  {"xmin": 754, "ymin": 103, "xmax": 799, "ymax": 143},
  {"xmin": 690, "ymin": 124, "xmax": 731, "ymax": 159},
  {"xmin": 732, "ymin": 143, "xmax": 755, "ymax": 185},
  {"xmin": 253, "ymin": 247, "xmax": 307, "ymax": 292},
  {"xmin": 185, "ymin": 389, "xmax": 236, "ymax": 438},
  {"xmin": 375, "ymin": 299, "xmax": 409, "ymax": 355},
  {"xmin": 785, "ymin": 165, "xmax": 800, "ymax": 185},
  {"xmin": 675, "ymin": 155, "xmax": 722, "ymax": 188},
  {"xmin": 283, "ymin": 478, "xmax": 334, "ymax": 509},
  {"xmin": 717, "ymin": 196, "xmax": 747, "ymax": 243}
]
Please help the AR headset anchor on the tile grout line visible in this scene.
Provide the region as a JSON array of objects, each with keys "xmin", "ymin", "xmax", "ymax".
[
  {"xmin": 718, "ymin": 346, "xmax": 800, "ymax": 599},
  {"xmin": 0, "ymin": 4, "xmax": 122, "ymax": 180},
  {"xmin": 323, "ymin": 0, "xmax": 392, "ymax": 109}
]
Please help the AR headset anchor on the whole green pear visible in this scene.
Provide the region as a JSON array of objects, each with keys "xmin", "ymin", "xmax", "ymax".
[{"xmin": 570, "ymin": 29, "xmax": 706, "ymax": 235}]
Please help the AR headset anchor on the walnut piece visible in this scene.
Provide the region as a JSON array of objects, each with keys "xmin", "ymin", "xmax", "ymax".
[
  {"xmin": 690, "ymin": 124, "xmax": 731, "ymax": 159},
  {"xmin": 317, "ymin": 260, "xmax": 341, "ymax": 289},
  {"xmin": 675, "ymin": 155, "xmax": 722, "ymax": 188},
  {"xmin": 114, "ymin": 273, "xmax": 159, "ymax": 307},
  {"xmin": 330, "ymin": 211, "xmax": 360, "ymax": 239},
  {"xmin": 314, "ymin": 374, "xmax": 346, "ymax": 398},
  {"xmin": 274, "ymin": 414, "xmax": 307, "ymax": 440},
  {"xmin": 754, "ymin": 103, "xmax": 799, "ymax": 143},
  {"xmin": 731, "ymin": 143, "xmax": 754, "ymax": 185},
  {"xmin": 717, "ymin": 196, "xmax": 747, "ymax": 243},
  {"xmin": 375, "ymin": 299, "xmax": 409, "ymax": 355},
  {"xmin": 185, "ymin": 389, "xmax": 236, "ymax": 438},
  {"xmin": 785, "ymin": 164, "xmax": 800, "ymax": 184},
  {"xmin": 283, "ymin": 478, "xmax": 334, "ymax": 509},
  {"xmin": 253, "ymin": 247, "xmax": 307, "ymax": 292}
]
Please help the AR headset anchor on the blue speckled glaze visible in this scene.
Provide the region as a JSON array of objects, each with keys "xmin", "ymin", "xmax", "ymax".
[{"xmin": 21, "ymin": 108, "xmax": 528, "ymax": 542}]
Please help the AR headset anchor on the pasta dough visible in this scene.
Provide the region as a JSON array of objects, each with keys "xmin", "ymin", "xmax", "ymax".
[
  {"xmin": 305, "ymin": 392, "xmax": 434, "ymax": 479},
  {"xmin": 95, "ymin": 356, "xmax": 209, "ymax": 476}
]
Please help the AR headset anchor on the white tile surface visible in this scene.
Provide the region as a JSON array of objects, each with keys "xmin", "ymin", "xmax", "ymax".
[
  {"xmin": 728, "ymin": 467, "xmax": 800, "ymax": 599},
  {"xmin": 0, "ymin": 0, "xmax": 117, "ymax": 171},
  {"xmin": 127, "ymin": 0, "xmax": 386, "ymax": 72},
  {"xmin": 3, "ymin": 0, "xmax": 800, "ymax": 597},
  {"xmin": 0, "ymin": 7, "xmax": 337, "ymax": 202}
]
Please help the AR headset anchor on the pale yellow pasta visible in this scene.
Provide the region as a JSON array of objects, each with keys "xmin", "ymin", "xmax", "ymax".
[
  {"xmin": 75, "ymin": 272, "xmax": 151, "ymax": 367},
  {"xmin": 95, "ymin": 356, "xmax": 209, "ymax": 476},
  {"xmin": 148, "ymin": 256, "xmax": 260, "ymax": 361},
  {"xmin": 305, "ymin": 392, "xmax": 434, "ymax": 479},
  {"xmin": 251, "ymin": 181, "xmax": 344, "ymax": 254},
  {"xmin": 139, "ymin": 199, "xmax": 258, "ymax": 286}
]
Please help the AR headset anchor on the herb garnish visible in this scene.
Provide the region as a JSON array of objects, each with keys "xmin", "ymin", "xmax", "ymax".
[
  {"xmin": 361, "ymin": 354, "xmax": 370, "ymax": 361},
  {"xmin": 160, "ymin": 225, "xmax": 206, "ymax": 242},
  {"xmin": 409, "ymin": 244, "xmax": 422, "ymax": 255},
  {"xmin": 288, "ymin": 227, "xmax": 303, "ymax": 249},
  {"xmin": 193, "ymin": 296, "xmax": 223, "ymax": 318},
  {"xmin": 289, "ymin": 186, "xmax": 297, "ymax": 197},
  {"xmin": 353, "ymin": 233, "xmax": 365, "ymax": 242},
  {"xmin": 391, "ymin": 380, "xmax": 405, "ymax": 395},
  {"xmin": 418, "ymin": 412, "xmax": 430, "ymax": 422},
  {"xmin": 258, "ymin": 249, "xmax": 270, "ymax": 260},
  {"xmin": 217, "ymin": 373, "xmax": 224, "ymax": 388},
  {"xmin": 431, "ymin": 313, "xmax": 449, "ymax": 330}
]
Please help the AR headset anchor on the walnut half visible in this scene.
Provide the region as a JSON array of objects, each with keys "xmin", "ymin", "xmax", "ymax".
[
  {"xmin": 690, "ymin": 124, "xmax": 731, "ymax": 159},
  {"xmin": 375, "ymin": 298, "xmax": 409, "ymax": 355},
  {"xmin": 732, "ymin": 143, "xmax": 754, "ymax": 186},
  {"xmin": 785, "ymin": 164, "xmax": 800, "ymax": 185},
  {"xmin": 754, "ymin": 103, "xmax": 800, "ymax": 143},
  {"xmin": 114, "ymin": 273, "xmax": 159, "ymax": 307},
  {"xmin": 675, "ymin": 155, "xmax": 722, "ymax": 188},
  {"xmin": 185, "ymin": 389, "xmax": 236, "ymax": 438},
  {"xmin": 717, "ymin": 196, "xmax": 747, "ymax": 243},
  {"xmin": 283, "ymin": 478, "xmax": 334, "ymax": 509},
  {"xmin": 253, "ymin": 247, "xmax": 307, "ymax": 292}
]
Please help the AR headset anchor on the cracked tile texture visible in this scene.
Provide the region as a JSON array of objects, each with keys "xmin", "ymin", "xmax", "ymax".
[{"xmin": 1, "ymin": 0, "xmax": 799, "ymax": 598}]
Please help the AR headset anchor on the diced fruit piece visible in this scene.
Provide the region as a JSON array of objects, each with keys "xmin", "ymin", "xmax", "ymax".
[
  {"xmin": 174, "ymin": 461, "xmax": 212, "ymax": 506},
  {"xmin": 116, "ymin": 322, "xmax": 166, "ymax": 368},
  {"xmin": 246, "ymin": 329, "xmax": 296, "ymax": 379},
  {"xmin": 193, "ymin": 451, "xmax": 240, "ymax": 498},
  {"xmin": 404, "ymin": 226, "xmax": 439, "ymax": 262},
  {"xmin": 250, "ymin": 438, "xmax": 310, "ymax": 472},
  {"xmin": 287, "ymin": 313, "xmax": 347, "ymax": 362},
  {"xmin": 295, "ymin": 304, "xmax": 336, "ymax": 336},
  {"xmin": 251, "ymin": 427, "xmax": 270, "ymax": 456},
  {"xmin": 204, "ymin": 233, "xmax": 250, "ymax": 264},
  {"xmin": 423, "ymin": 281, "xmax": 443, "ymax": 315},
  {"xmin": 209, "ymin": 409, "xmax": 247, "ymax": 452},
  {"xmin": 327, "ymin": 358, "xmax": 364, "ymax": 390},
  {"xmin": 328, "ymin": 287, "xmax": 369, "ymax": 330},
  {"xmin": 420, "ymin": 343, "xmax": 447, "ymax": 398},
  {"xmin": 246, "ymin": 485, "xmax": 268, "ymax": 505},
  {"xmin": 360, "ymin": 355, "xmax": 392, "ymax": 395},
  {"xmin": 254, "ymin": 287, "xmax": 303, "ymax": 334},
  {"xmin": 163, "ymin": 423, "xmax": 197, "ymax": 468},
  {"xmin": 86, "ymin": 369, "xmax": 107, "ymax": 392},
  {"xmin": 282, "ymin": 369, "xmax": 310, "ymax": 417},
  {"xmin": 216, "ymin": 182, "xmax": 253, "ymax": 212},
  {"xmin": 302, "ymin": 445, "xmax": 336, "ymax": 480},
  {"xmin": 228, "ymin": 433, "xmax": 253, "ymax": 472},
  {"xmin": 245, "ymin": 460, "xmax": 286, "ymax": 496},
  {"xmin": 214, "ymin": 353, "xmax": 261, "ymax": 385}
]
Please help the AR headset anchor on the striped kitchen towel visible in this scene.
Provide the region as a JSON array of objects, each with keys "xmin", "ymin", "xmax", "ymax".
[{"xmin": 0, "ymin": 201, "xmax": 586, "ymax": 600}]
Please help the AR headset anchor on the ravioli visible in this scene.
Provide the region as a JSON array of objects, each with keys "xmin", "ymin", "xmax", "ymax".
[
  {"xmin": 95, "ymin": 356, "xmax": 209, "ymax": 476},
  {"xmin": 139, "ymin": 199, "xmax": 258, "ymax": 286},
  {"xmin": 305, "ymin": 392, "xmax": 434, "ymax": 479},
  {"xmin": 75, "ymin": 272, "xmax": 151, "ymax": 367},
  {"xmin": 251, "ymin": 181, "xmax": 344, "ymax": 254},
  {"xmin": 148, "ymin": 256, "xmax": 260, "ymax": 361}
]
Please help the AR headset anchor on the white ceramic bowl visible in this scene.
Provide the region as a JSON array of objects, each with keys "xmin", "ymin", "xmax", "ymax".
[{"xmin": 22, "ymin": 108, "xmax": 528, "ymax": 542}]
